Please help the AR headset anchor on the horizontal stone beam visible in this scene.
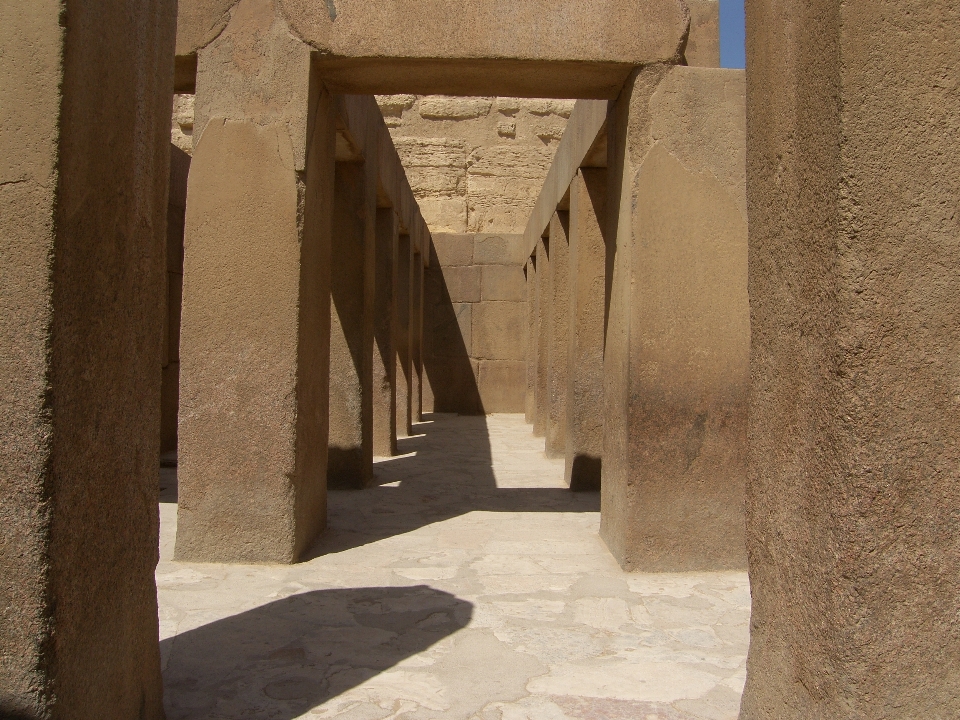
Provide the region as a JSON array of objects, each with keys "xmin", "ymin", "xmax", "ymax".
[
  {"xmin": 176, "ymin": 0, "xmax": 689, "ymax": 98},
  {"xmin": 523, "ymin": 100, "xmax": 609, "ymax": 259},
  {"xmin": 334, "ymin": 94, "xmax": 431, "ymax": 265}
]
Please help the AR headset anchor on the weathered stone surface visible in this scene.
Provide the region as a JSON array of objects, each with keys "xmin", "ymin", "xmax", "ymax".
[
  {"xmin": 474, "ymin": 234, "xmax": 528, "ymax": 265},
  {"xmin": 601, "ymin": 66, "xmax": 748, "ymax": 573},
  {"xmin": 482, "ymin": 266, "xmax": 525, "ymax": 302},
  {"xmin": 534, "ymin": 238, "xmax": 550, "ymax": 438},
  {"xmin": 525, "ymin": 261, "xmax": 538, "ymax": 424},
  {"xmin": 427, "ymin": 302, "xmax": 472, "ymax": 358},
  {"xmin": 419, "ymin": 96, "xmax": 494, "ymax": 120},
  {"xmin": 432, "ymin": 233, "xmax": 474, "ymax": 266},
  {"xmin": 0, "ymin": 0, "xmax": 175, "ymax": 714},
  {"xmin": 685, "ymin": 0, "xmax": 720, "ymax": 68},
  {"xmin": 478, "ymin": 361, "xmax": 527, "ymax": 413},
  {"xmin": 373, "ymin": 208, "xmax": 399, "ymax": 458},
  {"xmin": 328, "ymin": 160, "xmax": 376, "ymax": 490},
  {"xmin": 741, "ymin": 1, "xmax": 960, "ymax": 717},
  {"xmin": 439, "ymin": 266, "xmax": 481, "ymax": 303},
  {"xmin": 545, "ymin": 213, "xmax": 570, "ymax": 460},
  {"xmin": 396, "ymin": 234, "xmax": 413, "ymax": 438},
  {"xmin": 177, "ymin": 91, "xmax": 336, "ymax": 562},
  {"xmin": 473, "ymin": 302, "xmax": 525, "ymax": 362},
  {"xmin": 565, "ymin": 169, "xmax": 608, "ymax": 491}
]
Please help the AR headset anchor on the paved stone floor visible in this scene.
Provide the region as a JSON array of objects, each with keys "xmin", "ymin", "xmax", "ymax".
[{"xmin": 158, "ymin": 414, "xmax": 750, "ymax": 720}]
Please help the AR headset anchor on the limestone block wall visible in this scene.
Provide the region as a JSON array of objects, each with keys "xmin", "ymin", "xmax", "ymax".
[
  {"xmin": 424, "ymin": 233, "xmax": 528, "ymax": 415},
  {"xmin": 377, "ymin": 95, "xmax": 575, "ymax": 235}
]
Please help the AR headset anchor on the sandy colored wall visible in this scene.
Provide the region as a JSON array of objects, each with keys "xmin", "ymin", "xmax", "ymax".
[
  {"xmin": 741, "ymin": 0, "xmax": 960, "ymax": 716},
  {"xmin": 378, "ymin": 95, "xmax": 575, "ymax": 236},
  {"xmin": 424, "ymin": 233, "xmax": 527, "ymax": 415}
]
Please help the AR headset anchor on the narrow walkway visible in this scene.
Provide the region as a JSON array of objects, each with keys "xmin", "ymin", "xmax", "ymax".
[{"xmin": 158, "ymin": 414, "xmax": 750, "ymax": 720}]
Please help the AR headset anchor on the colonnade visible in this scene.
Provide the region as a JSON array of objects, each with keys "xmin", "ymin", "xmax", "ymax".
[{"xmin": 522, "ymin": 67, "xmax": 751, "ymax": 572}]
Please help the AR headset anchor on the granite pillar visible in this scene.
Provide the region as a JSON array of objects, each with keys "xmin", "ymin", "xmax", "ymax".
[
  {"xmin": 533, "ymin": 237, "xmax": 550, "ymax": 438},
  {"xmin": 373, "ymin": 207, "xmax": 399, "ymax": 457},
  {"xmin": 176, "ymin": 3, "xmax": 336, "ymax": 562},
  {"xmin": 741, "ymin": 0, "xmax": 960, "ymax": 715},
  {"xmin": 0, "ymin": 0, "xmax": 175, "ymax": 714},
  {"xmin": 328, "ymin": 156, "xmax": 377, "ymax": 489},
  {"xmin": 396, "ymin": 233, "xmax": 413, "ymax": 438},
  {"xmin": 600, "ymin": 65, "xmax": 749, "ymax": 572},
  {"xmin": 545, "ymin": 212, "xmax": 570, "ymax": 458},
  {"xmin": 565, "ymin": 169, "xmax": 608, "ymax": 490}
]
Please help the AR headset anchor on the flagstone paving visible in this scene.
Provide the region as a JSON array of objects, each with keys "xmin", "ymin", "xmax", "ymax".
[{"xmin": 158, "ymin": 413, "xmax": 750, "ymax": 720}]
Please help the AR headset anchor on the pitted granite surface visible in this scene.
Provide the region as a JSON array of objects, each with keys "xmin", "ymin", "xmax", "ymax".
[{"xmin": 158, "ymin": 413, "xmax": 750, "ymax": 719}]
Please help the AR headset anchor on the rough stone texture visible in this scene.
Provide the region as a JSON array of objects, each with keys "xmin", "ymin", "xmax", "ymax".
[
  {"xmin": 171, "ymin": 93, "xmax": 195, "ymax": 154},
  {"xmin": 177, "ymin": 0, "xmax": 690, "ymax": 97},
  {"xmin": 396, "ymin": 234, "xmax": 414, "ymax": 437},
  {"xmin": 158, "ymin": 413, "xmax": 750, "ymax": 720},
  {"xmin": 383, "ymin": 97, "xmax": 573, "ymax": 235},
  {"xmin": 533, "ymin": 238, "xmax": 551, "ymax": 438},
  {"xmin": 525, "ymin": 261, "xmax": 538, "ymax": 424},
  {"xmin": 600, "ymin": 66, "xmax": 748, "ymax": 573},
  {"xmin": 424, "ymin": 234, "xmax": 526, "ymax": 414},
  {"xmin": 545, "ymin": 213, "xmax": 571, "ymax": 459},
  {"xmin": 328, "ymin": 160, "xmax": 376, "ymax": 489},
  {"xmin": 412, "ymin": 257, "xmax": 425, "ymax": 422},
  {"xmin": 685, "ymin": 0, "xmax": 720, "ymax": 68},
  {"xmin": 741, "ymin": 1, "xmax": 960, "ymax": 717},
  {"xmin": 0, "ymin": 0, "xmax": 175, "ymax": 715},
  {"xmin": 162, "ymin": 145, "xmax": 191, "ymax": 454},
  {"xmin": 565, "ymin": 169, "xmax": 608, "ymax": 491},
  {"xmin": 373, "ymin": 208, "xmax": 399, "ymax": 457}
]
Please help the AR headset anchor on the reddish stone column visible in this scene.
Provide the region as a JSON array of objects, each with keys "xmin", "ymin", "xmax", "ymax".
[
  {"xmin": 565, "ymin": 169, "xmax": 607, "ymax": 490},
  {"xmin": 373, "ymin": 207, "xmax": 399, "ymax": 457},
  {"xmin": 411, "ymin": 252, "xmax": 425, "ymax": 423},
  {"xmin": 0, "ymin": 0, "xmax": 175, "ymax": 715},
  {"xmin": 176, "ymin": 6, "xmax": 336, "ymax": 563},
  {"xmin": 533, "ymin": 237, "xmax": 550, "ymax": 438},
  {"xmin": 395, "ymin": 233, "xmax": 413, "ymax": 438},
  {"xmin": 328, "ymin": 155, "xmax": 377, "ymax": 489},
  {"xmin": 545, "ymin": 212, "xmax": 570, "ymax": 458},
  {"xmin": 525, "ymin": 257, "xmax": 538, "ymax": 423}
]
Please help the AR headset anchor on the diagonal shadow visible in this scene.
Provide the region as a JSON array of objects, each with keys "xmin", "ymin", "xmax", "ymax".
[{"xmin": 161, "ymin": 586, "xmax": 472, "ymax": 719}]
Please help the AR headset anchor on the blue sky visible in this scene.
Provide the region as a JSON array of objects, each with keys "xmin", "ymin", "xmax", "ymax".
[{"xmin": 719, "ymin": 0, "xmax": 746, "ymax": 69}]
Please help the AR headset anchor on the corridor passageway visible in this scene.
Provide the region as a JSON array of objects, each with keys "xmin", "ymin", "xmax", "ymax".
[{"xmin": 158, "ymin": 414, "xmax": 750, "ymax": 720}]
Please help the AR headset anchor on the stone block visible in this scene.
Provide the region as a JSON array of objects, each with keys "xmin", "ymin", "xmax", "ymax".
[
  {"xmin": 440, "ymin": 266, "xmax": 481, "ymax": 303},
  {"xmin": 474, "ymin": 234, "xmax": 528, "ymax": 265},
  {"xmin": 473, "ymin": 302, "xmax": 524, "ymax": 361},
  {"xmin": 423, "ymin": 357, "xmax": 482, "ymax": 415},
  {"xmin": 478, "ymin": 360, "xmax": 526, "ymax": 413},
  {"xmin": 427, "ymin": 301, "xmax": 471, "ymax": 358},
  {"xmin": 431, "ymin": 233, "xmax": 474, "ymax": 266},
  {"xmin": 415, "ymin": 197, "xmax": 467, "ymax": 234},
  {"xmin": 482, "ymin": 265, "xmax": 525, "ymax": 302},
  {"xmin": 419, "ymin": 96, "xmax": 493, "ymax": 120},
  {"xmin": 685, "ymin": 0, "xmax": 720, "ymax": 68}
]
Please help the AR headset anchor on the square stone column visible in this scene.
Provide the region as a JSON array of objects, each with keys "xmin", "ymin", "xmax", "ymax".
[
  {"xmin": 524, "ymin": 258, "xmax": 538, "ymax": 423},
  {"xmin": 601, "ymin": 65, "xmax": 749, "ymax": 572},
  {"xmin": 741, "ymin": 1, "xmax": 960, "ymax": 716},
  {"xmin": 328, "ymin": 156, "xmax": 377, "ymax": 489},
  {"xmin": 176, "ymin": 0, "xmax": 336, "ymax": 563},
  {"xmin": 546, "ymin": 212, "xmax": 571, "ymax": 458},
  {"xmin": 533, "ymin": 237, "xmax": 550, "ymax": 438},
  {"xmin": 565, "ymin": 169, "xmax": 608, "ymax": 490},
  {"xmin": 0, "ymin": 0, "xmax": 175, "ymax": 715},
  {"xmin": 373, "ymin": 208, "xmax": 399, "ymax": 457},
  {"xmin": 411, "ymin": 252, "xmax": 425, "ymax": 423},
  {"xmin": 395, "ymin": 233, "xmax": 413, "ymax": 438}
]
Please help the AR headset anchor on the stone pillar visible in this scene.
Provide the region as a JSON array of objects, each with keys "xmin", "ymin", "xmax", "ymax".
[
  {"xmin": 525, "ymin": 258, "xmax": 538, "ymax": 423},
  {"xmin": 0, "ymin": 0, "xmax": 174, "ymax": 715},
  {"xmin": 395, "ymin": 233, "xmax": 413, "ymax": 438},
  {"xmin": 176, "ymin": 1, "xmax": 336, "ymax": 563},
  {"xmin": 565, "ymin": 169, "xmax": 607, "ymax": 490},
  {"xmin": 411, "ymin": 252, "xmax": 424, "ymax": 423},
  {"xmin": 741, "ymin": 2, "xmax": 960, "ymax": 716},
  {"xmin": 373, "ymin": 208, "xmax": 399, "ymax": 457},
  {"xmin": 545, "ymin": 212, "xmax": 570, "ymax": 458},
  {"xmin": 601, "ymin": 65, "xmax": 748, "ymax": 572},
  {"xmin": 533, "ymin": 237, "xmax": 550, "ymax": 437},
  {"xmin": 328, "ymin": 156, "xmax": 377, "ymax": 489}
]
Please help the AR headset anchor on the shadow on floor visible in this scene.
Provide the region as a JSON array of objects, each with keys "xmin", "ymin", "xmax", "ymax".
[
  {"xmin": 162, "ymin": 585, "xmax": 472, "ymax": 720},
  {"xmin": 305, "ymin": 413, "xmax": 599, "ymax": 558}
]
